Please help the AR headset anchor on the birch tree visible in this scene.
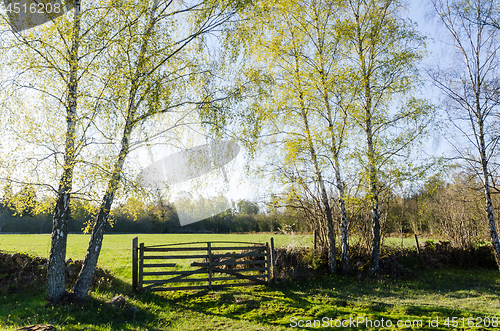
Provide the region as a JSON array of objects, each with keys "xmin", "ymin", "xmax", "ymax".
[
  {"xmin": 304, "ymin": 0, "xmax": 352, "ymax": 272},
  {"xmin": 0, "ymin": 0, "xmax": 123, "ymax": 303},
  {"xmin": 430, "ymin": 0, "xmax": 500, "ymax": 269},
  {"xmin": 233, "ymin": 0, "xmax": 346, "ymax": 273},
  {"xmin": 228, "ymin": 0, "xmax": 361, "ymax": 273},
  {"xmin": 343, "ymin": 0, "xmax": 430, "ymax": 272},
  {"xmin": 47, "ymin": 0, "xmax": 80, "ymax": 304},
  {"xmin": 72, "ymin": 0, "xmax": 244, "ymax": 299}
]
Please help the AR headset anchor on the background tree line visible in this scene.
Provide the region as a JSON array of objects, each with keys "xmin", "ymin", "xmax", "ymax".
[
  {"xmin": 1, "ymin": 167, "xmax": 497, "ymax": 254},
  {"xmin": 0, "ymin": 190, "xmax": 286, "ymax": 234}
]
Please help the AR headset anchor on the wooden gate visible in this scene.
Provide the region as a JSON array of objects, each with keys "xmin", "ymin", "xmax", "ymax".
[{"xmin": 132, "ymin": 238, "xmax": 276, "ymax": 292}]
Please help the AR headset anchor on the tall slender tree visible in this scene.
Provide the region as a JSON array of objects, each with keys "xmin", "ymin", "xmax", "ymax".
[
  {"xmin": 343, "ymin": 0, "xmax": 430, "ymax": 272},
  {"xmin": 46, "ymin": 0, "xmax": 81, "ymax": 304},
  {"xmin": 430, "ymin": 0, "xmax": 500, "ymax": 269},
  {"xmin": 304, "ymin": 0, "xmax": 352, "ymax": 272},
  {"xmin": 233, "ymin": 0, "xmax": 343, "ymax": 273},
  {"xmin": 0, "ymin": 0, "xmax": 121, "ymax": 303}
]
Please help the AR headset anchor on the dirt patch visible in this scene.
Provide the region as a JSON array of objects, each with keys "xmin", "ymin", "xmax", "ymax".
[{"xmin": 0, "ymin": 252, "xmax": 114, "ymax": 295}]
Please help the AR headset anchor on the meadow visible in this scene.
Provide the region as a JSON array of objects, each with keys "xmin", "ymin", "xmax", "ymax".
[
  {"xmin": 0, "ymin": 234, "xmax": 311, "ymax": 282},
  {"xmin": 0, "ymin": 233, "xmax": 499, "ymax": 330}
]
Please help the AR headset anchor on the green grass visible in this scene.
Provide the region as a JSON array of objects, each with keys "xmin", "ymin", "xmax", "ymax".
[
  {"xmin": 0, "ymin": 233, "xmax": 311, "ymax": 282},
  {"xmin": 1, "ymin": 234, "xmax": 499, "ymax": 330}
]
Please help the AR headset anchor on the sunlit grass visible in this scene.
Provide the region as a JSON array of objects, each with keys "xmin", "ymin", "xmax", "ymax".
[{"xmin": 1, "ymin": 234, "xmax": 499, "ymax": 330}]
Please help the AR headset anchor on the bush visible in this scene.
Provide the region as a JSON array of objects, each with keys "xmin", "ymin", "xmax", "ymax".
[
  {"xmin": 0, "ymin": 252, "xmax": 114, "ymax": 295},
  {"xmin": 273, "ymin": 241, "xmax": 498, "ymax": 281}
]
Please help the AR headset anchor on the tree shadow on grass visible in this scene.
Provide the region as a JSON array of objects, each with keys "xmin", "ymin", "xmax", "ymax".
[
  {"xmin": 0, "ymin": 287, "xmax": 160, "ymax": 331},
  {"xmin": 134, "ymin": 282, "xmax": 341, "ymax": 329},
  {"xmin": 132, "ymin": 270, "xmax": 500, "ymax": 330},
  {"xmin": 6, "ymin": 269, "xmax": 489, "ymax": 330}
]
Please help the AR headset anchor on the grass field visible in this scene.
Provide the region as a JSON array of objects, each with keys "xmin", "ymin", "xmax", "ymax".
[
  {"xmin": 0, "ymin": 233, "xmax": 311, "ymax": 282},
  {"xmin": 1, "ymin": 233, "xmax": 499, "ymax": 330}
]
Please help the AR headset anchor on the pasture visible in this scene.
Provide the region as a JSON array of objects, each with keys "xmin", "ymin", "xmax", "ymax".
[
  {"xmin": 0, "ymin": 234, "xmax": 499, "ymax": 330},
  {"xmin": 0, "ymin": 234, "xmax": 311, "ymax": 282}
]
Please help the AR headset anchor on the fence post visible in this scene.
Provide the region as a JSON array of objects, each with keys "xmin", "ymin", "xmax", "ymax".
[
  {"xmin": 270, "ymin": 237, "xmax": 276, "ymax": 284},
  {"xmin": 207, "ymin": 242, "xmax": 212, "ymax": 290},
  {"xmin": 139, "ymin": 243, "xmax": 144, "ymax": 290},
  {"xmin": 414, "ymin": 233, "xmax": 421, "ymax": 255},
  {"xmin": 266, "ymin": 242, "xmax": 271, "ymax": 285},
  {"xmin": 132, "ymin": 237, "xmax": 138, "ymax": 292}
]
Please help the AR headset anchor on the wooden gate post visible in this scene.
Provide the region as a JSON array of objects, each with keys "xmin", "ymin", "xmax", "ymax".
[
  {"xmin": 414, "ymin": 233, "xmax": 421, "ymax": 255},
  {"xmin": 270, "ymin": 237, "xmax": 276, "ymax": 284},
  {"xmin": 207, "ymin": 242, "xmax": 213, "ymax": 290},
  {"xmin": 266, "ymin": 242, "xmax": 271, "ymax": 285},
  {"xmin": 313, "ymin": 230, "xmax": 317, "ymax": 251},
  {"xmin": 139, "ymin": 243, "xmax": 144, "ymax": 290},
  {"xmin": 132, "ymin": 237, "xmax": 138, "ymax": 292}
]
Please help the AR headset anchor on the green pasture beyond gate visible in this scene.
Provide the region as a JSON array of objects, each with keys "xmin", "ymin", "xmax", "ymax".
[
  {"xmin": 1, "ymin": 233, "xmax": 500, "ymax": 331},
  {"xmin": 0, "ymin": 232, "xmax": 448, "ymax": 284},
  {"xmin": 0, "ymin": 233, "xmax": 307, "ymax": 283}
]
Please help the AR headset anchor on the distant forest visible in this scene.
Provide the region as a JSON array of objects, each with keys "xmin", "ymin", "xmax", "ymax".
[
  {"xmin": 0, "ymin": 170, "xmax": 496, "ymax": 252},
  {"xmin": 0, "ymin": 185, "xmax": 286, "ymax": 234}
]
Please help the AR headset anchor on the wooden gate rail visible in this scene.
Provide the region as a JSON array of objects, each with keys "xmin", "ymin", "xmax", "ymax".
[{"xmin": 132, "ymin": 238, "xmax": 276, "ymax": 292}]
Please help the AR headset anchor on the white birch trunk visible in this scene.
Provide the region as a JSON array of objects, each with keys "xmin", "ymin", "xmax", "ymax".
[
  {"xmin": 73, "ymin": 120, "xmax": 133, "ymax": 299},
  {"xmin": 72, "ymin": 1, "xmax": 159, "ymax": 299},
  {"xmin": 47, "ymin": 0, "xmax": 80, "ymax": 303},
  {"xmin": 355, "ymin": 13, "xmax": 381, "ymax": 272},
  {"xmin": 320, "ymin": 76, "xmax": 349, "ymax": 273},
  {"xmin": 365, "ymin": 107, "xmax": 380, "ymax": 272},
  {"xmin": 300, "ymin": 108, "xmax": 337, "ymax": 273},
  {"xmin": 478, "ymin": 119, "xmax": 500, "ymax": 269},
  {"xmin": 315, "ymin": 25, "xmax": 349, "ymax": 272}
]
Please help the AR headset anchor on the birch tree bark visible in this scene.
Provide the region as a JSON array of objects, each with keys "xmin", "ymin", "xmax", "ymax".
[
  {"xmin": 73, "ymin": 117, "xmax": 133, "ymax": 299},
  {"xmin": 299, "ymin": 93, "xmax": 337, "ymax": 273},
  {"xmin": 278, "ymin": 3, "xmax": 339, "ymax": 273},
  {"xmin": 46, "ymin": 0, "xmax": 81, "ymax": 303}
]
